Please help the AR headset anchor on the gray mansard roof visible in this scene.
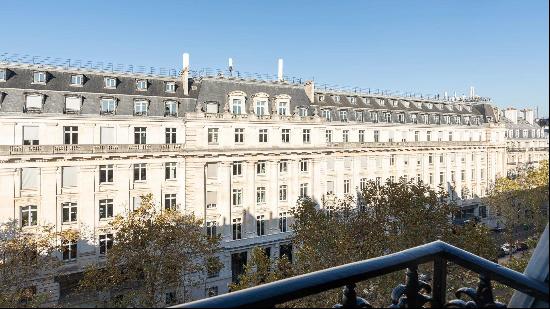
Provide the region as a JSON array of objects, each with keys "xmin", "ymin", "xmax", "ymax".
[{"xmin": 196, "ymin": 77, "xmax": 311, "ymax": 110}]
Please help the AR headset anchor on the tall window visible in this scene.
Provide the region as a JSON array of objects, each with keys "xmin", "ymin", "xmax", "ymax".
[
  {"xmin": 390, "ymin": 155, "xmax": 396, "ymax": 166},
  {"xmin": 99, "ymin": 165, "xmax": 113, "ymax": 183},
  {"xmin": 427, "ymin": 131, "xmax": 431, "ymax": 142},
  {"xmin": 63, "ymin": 126, "xmax": 78, "ymax": 145},
  {"xmin": 62, "ymin": 202, "xmax": 77, "ymax": 223},
  {"xmin": 448, "ymin": 131, "xmax": 453, "ymax": 141},
  {"xmin": 279, "ymin": 185, "xmax": 288, "ymax": 201},
  {"xmin": 342, "ymin": 130, "xmax": 349, "ymax": 142},
  {"xmin": 359, "ymin": 130, "xmax": 365, "ymax": 143},
  {"xmin": 256, "ymin": 101, "xmax": 267, "ymax": 115},
  {"xmin": 256, "ymin": 215, "xmax": 266, "ymax": 236},
  {"xmin": 300, "ymin": 183, "xmax": 308, "ymax": 197},
  {"xmin": 411, "ymin": 114, "xmax": 418, "ymax": 123},
  {"xmin": 278, "ymin": 102, "xmax": 288, "ymax": 115},
  {"xmin": 385, "ymin": 113, "xmax": 392, "ymax": 123},
  {"xmin": 99, "ymin": 199, "xmax": 113, "ymax": 219},
  {"xmin": 133, "ymin": 163, "xmax": 146, "ymax": 181},
  {"xmin": 256, "ymin": 162, "xmax": 266, "ymax": 175},
  {"xmin": 232, "ymin": 189, "xmax": 243, "ymax": 206},
  {"xmin": 232, "ymin": 99, "xmax": 243, "ymax": 114},
  {"xmin": 206, "ymin": 191, "xmax": 217, "ymax": 209},
  {"xmin": 300, "ymin": 160, "xmax": 308, "ymax": 172},
  {"xmin": 360, "ymin": 178, "xmax": 367, "ymax": 190},
  {"xmin": 256, "ymin": 187, "xmax": 266, "ymax": 204},
  {"xmin": 165, "ymin": 101, "xmax": 178, "ymax": 117},
  {"xmin": 259, "ymin": 129, "xmax": 268, "ymax": 143},
  {"xmin": 165, "ymin": 194, "xmax": 177, "ymax": 210},
  {"xmin": 356, "ymin": 111, "xmax": 364, "ymax": 122},
  {"xmin": 100, "ymin": 98, "xmax": 116, "ymax": 114},
  {"xmin": 279, "ymin": 212, "xmax": 288, "ymax": 232},
  {"xmin": 134, "ymin": 127, "xmax": 147, "ymax": 144},
  {"xmin": 232, "ymin": 218, "xmax": 242, "ymax": 240},
  {"xmin": 21, "ymin": 205, "xmax": 37, "ymax": 227},
  {"xmin": 165, "ymin": 128, "xmax": 176, "ymax": 144},
  {"xmin": 344, "ymin": 180, "xmax": 351, "ymax": 194},
  {"xmin": 326, "ymin": 130, "xmax": 333, "ymax": 143},
  {"xmin": 414, "ymin": 131, "xmax": 419, "ymax": 142},
  {"xmin": 279, "ymin": 161, "xmax": 288, "ymax": 173},
  {"xmin": 398, "ymin": 113, "xmax": 405, "ymax": 123},
  {"xmin": 339, "ymin": 110, "xmax": 348, "ymax": 122},
  {"xmin": 134, "ymin": 101, "xmax": 148, "ymax": 116},
  {"xmin": 326, "ymin": 180, "xmax": 335, "ymax": 194},
  {"xmin": 281, "ymin": 129, "xmax": 290, "ymax": 143},
  {"xmin": 302, "ymin": 129, "xmax": 311, "ymax": 144},
  {"xmin": 208, "ymin": 128, "xmax": 219, "ymax": 144},
  {"xmin": 206, "ymin": 221, "xmax": 217, "ymax": 238},
  {"xmin": 165, "ymin": 162, "xmax": 177, "ymax": 180},
  {"xmin": 233, "ymin": 162, "xmax": 242, "ymax": 176},
  {"xmin": 99, "ymin": 234, "xmax": 113, "ymax": 255},
  {"xmin": 234, "ymin": 128, "xmax": 244, "ymax": 143},
  {"xmin": 374, "ymin": 130, "xmax": 379, "ymax": 142},
  {"xmin": 62, "ymin": 240, "xmax": 77, "ymax": 261}
]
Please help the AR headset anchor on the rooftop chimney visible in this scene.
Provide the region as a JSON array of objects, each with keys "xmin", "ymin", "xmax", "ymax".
[
  {"xmin": 304, "ymin": 80, "xmax": 315, "ymax": 103},
  {"xmin": 470, "ymin": 86, "xmax": 475, "ymax": 98},
  {"xmin": 182, "ymin": 53, "xmax": 190, "ymax": 95},
  {"xmin": 277, "ymin": 59, "xmax": 284, "ymax": 82},
  {"xmin": 504, "ymin": 108, "xmax": 518, "ymax": 124},
  {"xmin": 228, "ymin": 58, "xmax": 233, "ymax": 75}
]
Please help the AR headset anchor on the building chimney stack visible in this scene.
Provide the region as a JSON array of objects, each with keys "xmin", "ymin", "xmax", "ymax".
[
  {"xmin": 277, "ymin": 59, "xmax": 284, "ymax": 82},
  {"xmin": 228, "ymin": 58, "xmax": 233, "ymax": 74},
  {"xmin": 182, "ymin": 53, "xmax": 190, "ymax": 95}
]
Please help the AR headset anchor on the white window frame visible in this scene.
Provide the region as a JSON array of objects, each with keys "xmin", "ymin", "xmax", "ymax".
[
  {"xmin": 322, "ymin": 109, "xmax": 332, "ymax": 121},
  {"xmin": 339, "ymin": 110, "xmax": 348, "ymax": 122},
  {"xmin": 33, "ymin": 71, "xmax": 46, "ymax": 84},
  {"xmin": 70, "ymin": 74, "xmax": 83, "ymax": 86},
  {"xmin": 208, "ymin": 128, "xmax": 219, "ymax": 145},
  {"xmin": 62, "ymin": 202, "xmax": 78, "ymax": 223},
  {"xmin": 165, "ymin": 100, "xmax": 178, "ymax": 117},
  {"xmin": 256, "ymin": 161, "xmax": 266, "ymax": 175},
  {"xmin": 165, "ymin": 162, "xmax": 177, "ymax": 180},
  {"xmin": 256, "ymin": 187, "xmax": 266, "ymax": 204},
  {"xmin": 165, "ymin": 81, "xmax": 176, "ymax": 93},
  {"xmin": 100, "ymin": 98, "xmax": 116, "ymax": 115},
  {"xmin": 277, "ymin": 101, "xmax": 288, "ymax": 116},
  {"xmin": 104, "ymin": 77, "xmax": 117, "ymax": 88},
  {"xmin": 136, "ymin": 80, "xmax": 148, "ymax": 91},
  {"xmin": 279, "ymin": 185, "xmax": 288, "ymax": 201},
  {"xmin": 281, "ymin": 128, "xmax": 290, "ymax": 143},
  {"xmin": 259, "ymin": 129, "xmax": 268, "ymax": 143},
  {"xmin": 233, "ymin": 162, "xmax": 242, "ymax": 176},
  {"xmin": 99, "ymin": 199, "xmax": 113, "ymax": 219},
  {"xmin": 302, "ymin": 129, "xmax": 311, "ymax": 144},
  {"xmin": 134, "ymin": 100, "xmax": 148, "ymax": 116},
  {"xmin": 232, "ymin": 189, "xmax": 243, "ymax": 206},
  {"xmin": 300, "ymin": 160, "xmax": 309, "ymax": 172},
  {"xmin": 21, "ymin": 205, "xmax": 37, "ymax": 227}
]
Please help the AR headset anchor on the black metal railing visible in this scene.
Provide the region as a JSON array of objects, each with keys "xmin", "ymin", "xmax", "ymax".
[{"xmin": 173, "ymin": 241, "xmax": 548, "ymax": 308}]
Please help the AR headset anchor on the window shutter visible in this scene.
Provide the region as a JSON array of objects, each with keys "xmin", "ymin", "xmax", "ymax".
[
  {"xmin": 26, "ymin": 94, "xmax": 43, "ymax": 109},
  {"xmin": 23, "ymin": 126, "xmax": 39, "ymax": 141},
  {"xmin": 65, "ymin": 96, "xmax": 81, "ymax": 111},
  {"xmin": 21, "ymin": 168, "xmax": 40, "ymax": 189},
  {"xmin": 100, "ymin": 127, "xmax": 115, "ymax": 144},
  {"xmin": 62, "ymin": 166, "xmax": 78, "ymax": 187}
]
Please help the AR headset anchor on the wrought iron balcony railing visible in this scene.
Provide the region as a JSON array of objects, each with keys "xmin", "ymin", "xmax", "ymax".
[{"xmin": 173, "ymin": 240, "xmax": 549, "ymax": 308}]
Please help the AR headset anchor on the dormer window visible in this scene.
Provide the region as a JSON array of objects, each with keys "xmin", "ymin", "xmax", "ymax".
[
  {"xmin": 298, "ymin": 107, "xmax": 307, "ymax": 117},
  {"xmin": 456, "ymin": 116, "xmax": 461, "ymax": 125},
  {"xmin": 104, "ymin": 77, "xmax": 117, "ymax": 89},
  {"xmin": 25, "ymin": 94, "xmax": 44, "ymax": 113},
  {"xmin": 134, "ymin": 100, "xmax": 148, "ymax": 116},
  {"xmin": 165, "ymin": 82, "xmax": 176, "ymax": 93},
  {"xmin": 422, "ymin": 114, "xmax": 429, "ymax": 124},
  {"xmin": 385, "ymin": 112, "xmax": 392, "ymax": 123},
  {"xmin": 349, "ymin": 97, "xmax": 356, "ymax": 104},
  {"xmin": 33, "ymin": 72, "xmax": 46, "ymax": 84},
  {"xmin": 370, "ymin": 111, "xmax": 378, "ymax": 123},
  {"xmin": 136, "ymin": 80, "xmax": 148, "ymax": 91},
  {"xmin": 165, "ymin": 100, "xmax": 178, "ymax": 117},
  {"xmin": 435, "ymin": 115, "xmax": 441, "ymax": 124},
  {"xmin": 339, "ymin": 110, "xmax": 348, "ymax": 122},
  {"xmin": 232, "ymin": 99, "xmax": 243, "ymax": 114},
  {"xmin": 333, "ymin": 96, "xmax": 340, "ymax": 103},
  {"xmin": 65, "ymin": 96, "xmax": 82, "ymax": 114},
  {"xmin": 322, "ymin": 109, "xmax": 332, "ymax": 121},
  {"xmin": 443, "ymin": 115, "xmax": 450, "ymax": 124},
  {"xmin": 278, "ymin": 101, "xmax": 288, "ymax": 115},
  {"xmin": 355, "ymin": 111, "xmax": 364, "ymax": 122},
  {"xmin": 70, "ymin": 74, "xmax": 84, "ymax": 86},
  {"xmin": 205, "ymin": 101, "xmax": 218, "ymax": 114},
  {"xmin": 319, "ymin": 95, "xmax": 325, "ymax": 101},
  {"xmin": 255, "ymin": 100, "xmax": 268, "ymax": 115},
  {"xmin": 0, "ymin": 69, "xmax": 6, "ymax": 81},
  {"xmin": 100, "ymin": 98, "xmax": 116, "ymax": 115},
  {"xmin": 411, "ymin": 114, "xmax": 418, "ymax": 123},
  {"xmin": 398, "ymin": 113, "xmax": 405, "ymax": 123},
  {"xmin": 392, "ymin": 100, "xmax": 398, "ymax": 107}
]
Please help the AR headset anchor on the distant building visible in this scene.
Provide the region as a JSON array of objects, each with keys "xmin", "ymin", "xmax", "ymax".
[{"xmin": 1, "ymin": 53, "xmax": 540, "ymax": 305}]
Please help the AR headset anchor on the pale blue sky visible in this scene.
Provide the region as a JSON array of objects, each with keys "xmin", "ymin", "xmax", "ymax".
[{"xmin": 2, "ymin": 0, "xmax": 548, "ymax": 116}]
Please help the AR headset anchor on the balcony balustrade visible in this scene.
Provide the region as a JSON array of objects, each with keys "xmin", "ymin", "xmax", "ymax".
[{"xmin": 173, "ymin": 238, "xmax": 549, "ymax": 308}]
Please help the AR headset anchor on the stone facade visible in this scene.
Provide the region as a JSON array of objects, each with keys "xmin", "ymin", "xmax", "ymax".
[{"xmin": 0, "ymin": 59, "xmax": 535, "ymax": 305}]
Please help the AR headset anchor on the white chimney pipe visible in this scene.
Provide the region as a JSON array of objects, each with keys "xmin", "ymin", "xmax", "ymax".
[
  {"xmin": 444, "ymin": 91, "xmax": 448, "ymax": 100},
  {"xmin": 228, "ymin": 58, "xmax": 233, "ymax": 71},
  {"xmin": 277, "ymin": 59, "xmax": 284, "ymax": 82},
  {"xmin": 182, "ymin": 53, "xmax": 190, "ymax": 95}
]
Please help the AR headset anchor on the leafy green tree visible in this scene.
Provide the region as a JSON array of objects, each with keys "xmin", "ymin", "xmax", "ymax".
[
  {"xmin": 78, "ymin": 194, "xmax": 220, "ymax": 307},
  {"xmin": 231, "ymin": 178, "xmax": 498, "ymax": 307},
  {"xmin": 0, "ymin": 220, "xmax": 77, "ymax": 308},
  {"xmin": 486, "ymin": 160, "xmax": 549, "ymax": 241}
]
